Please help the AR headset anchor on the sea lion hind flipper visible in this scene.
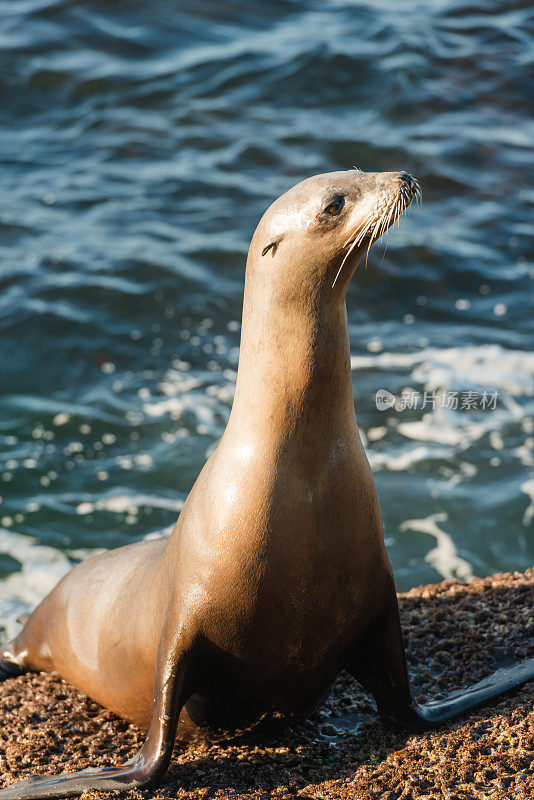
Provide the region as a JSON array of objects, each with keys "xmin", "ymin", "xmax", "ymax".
[
  {"xmin": 0, "ymin": 635, "xmax": 196, "ymax": 799},
  {"xmin": 346, "ymin": 597, "xmax": 534, "ymax": 730},
  {"xmin": 414, "ymin": 656, "xmax": 534, "ymax": 726}
]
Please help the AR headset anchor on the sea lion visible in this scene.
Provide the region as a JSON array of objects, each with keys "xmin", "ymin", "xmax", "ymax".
[{"xmin": 0, "ymin": 169, "xmax": 532, "ymax": 799}]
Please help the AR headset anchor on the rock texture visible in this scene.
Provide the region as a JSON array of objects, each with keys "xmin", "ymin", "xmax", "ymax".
[{"xmin": 0, "ymin": 569, "xmax": 532, "ymax": 799}]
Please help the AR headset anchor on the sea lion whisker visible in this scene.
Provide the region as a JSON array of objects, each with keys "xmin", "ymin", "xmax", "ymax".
[
  {"xmin": 374, "ymin": 213, "xmax": 388, "ymax": 248},
  {"xmin": 349, "ymin": 214, "xmax": 378, "ymax": 247},
  {"xmin": 378, "ymin": 199, "xmax": 396, "ymax": 241},
  {"xmin": 375, "ymin": 204, "xmax": 388, "ymax": 238},
  {"xmin": 415, "ymin": 184, "xmax": 423, "ymax": 208},
  {"xmin": 332, "ymin": 226, "xmax": 370, "ymax": 288},
  {"xmin": 364, "ymin": 214, "xmax": 386, "ymax": 266},
  {"xmin": 370, "ymin": 212, "xmax": 386, "ymax": 245},
  {"xmin": 342, "ymin": 209, "xmax": 377, "ymax": 249},
  {"xmin": 332, "ymin": 213, "xmax": 378, "ymax": 288},
  {"xmin": 363, "ymin": 214, "xmax": 384, "ymax": 267},
  {"xmin": 377, "ymin": 212, "xmax": 393, "ymax": 249},
  {"xmin": 377, "ymin": 223, "xmax": 393, "ymax": 269},
  {"xmin": 351, "ymin": 193, "xmax": 401, "ymax": 274},
  {"xmin": 379, "ymin": 192, "xmax": 400, "ymax": 241}
]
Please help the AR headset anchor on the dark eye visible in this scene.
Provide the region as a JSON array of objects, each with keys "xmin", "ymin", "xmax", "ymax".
[{"xmin": 323, "ymin": 196, "xmax": 345, "ymax": 216}]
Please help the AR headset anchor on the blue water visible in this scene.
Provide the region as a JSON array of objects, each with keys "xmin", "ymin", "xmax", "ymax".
[{"xmin": 0, "ymin": 0, "xmax": 532, "ymax": 640}]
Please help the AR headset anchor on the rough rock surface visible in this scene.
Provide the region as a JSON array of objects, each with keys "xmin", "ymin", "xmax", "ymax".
[{"xmin": 0, "ymin": 569, "xmax": 532, "ymax": 799}]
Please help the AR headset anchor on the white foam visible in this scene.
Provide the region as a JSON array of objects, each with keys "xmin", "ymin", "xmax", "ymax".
[
  {"xmin": 398, "ymin": 413, "xmax": 468, "ymax": 446},
  {"xmin": 356, "ymin": 345, "xmax": 533, "ymax": 478},
  {"xmin": 0, "ymin": 528, "xmax": 72, "ymax": 643},
  {"xmin": 367, "ymin": 426, "xmax": 387, "ymax": 442},
  {"xmin": 351, "ymin": 344, "xmax": 534, "ymax": 396},
  {"xmin": 141, "ymin": 363, "xmax": 235, "ymax": 436},
  {"xmin": 400, "ymin": 512, "xmax": 474, "ymax": 582},
  {"xmin": 397, "ymin": 407, "xmax": 500, "ymax": 447},
  {"xmin": 369, "ymin": 445, "xmax": 433, "ymax": 472},
  {"xmin": 74, "ymin": 493, "xmax": 184, "ymax": 517}
]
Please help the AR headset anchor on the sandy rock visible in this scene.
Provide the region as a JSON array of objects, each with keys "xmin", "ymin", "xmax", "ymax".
[{"xmin": 0, "ymin": 569, "xmax": 532, "ymax": 799}]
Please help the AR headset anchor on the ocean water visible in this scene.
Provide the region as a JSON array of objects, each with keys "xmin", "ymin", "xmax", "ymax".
[{"xmin": 0, "ymin": 0, "xmax": 532, "ymax": 642}]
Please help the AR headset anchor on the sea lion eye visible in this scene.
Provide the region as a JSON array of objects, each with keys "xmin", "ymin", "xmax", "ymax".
[{"xmin": 323, "ymin": 196, "xmax": 345, "ymax": 216}]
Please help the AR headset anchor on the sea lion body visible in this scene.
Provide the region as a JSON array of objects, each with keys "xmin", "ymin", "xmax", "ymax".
[
  {"xmin": 17, "ymin": 382, "xmax": 388, "ymax": 734},
  {"xmin": 1, "ymin": 170, "xmax": 533, "ymax": 799}
]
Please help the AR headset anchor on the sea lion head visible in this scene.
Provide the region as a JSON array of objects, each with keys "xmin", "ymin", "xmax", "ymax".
[{"xmin": 249, "ymin": 170, "xmax": 420, "ymax": 299}]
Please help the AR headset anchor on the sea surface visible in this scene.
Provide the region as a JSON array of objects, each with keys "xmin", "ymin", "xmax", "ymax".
[{"xmin": 0, "ymin": 0, "xmax": 532, "ymax": 642}]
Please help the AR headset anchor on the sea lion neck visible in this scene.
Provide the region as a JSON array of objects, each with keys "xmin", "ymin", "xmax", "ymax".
[{"xmin": 225, "ymin": 269, "xmax": 356, "ymax": 444}]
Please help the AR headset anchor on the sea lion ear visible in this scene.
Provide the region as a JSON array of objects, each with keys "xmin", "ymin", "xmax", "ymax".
[{"xmin": 262, "ymin": 240, "xmax": 280, "ymax": 257}]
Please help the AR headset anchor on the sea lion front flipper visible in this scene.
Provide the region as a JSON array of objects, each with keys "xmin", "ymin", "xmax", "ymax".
[
  {"xmin": 346, "ymin": 594, "xmax": 534, "ymax": 730},
  {"xmin": 345, "ymin": 596, "xmax": 425, "ymax": 729},
  {"xmin": 0, "ymin": 631, "xmax": 197, "ymax": 799}
]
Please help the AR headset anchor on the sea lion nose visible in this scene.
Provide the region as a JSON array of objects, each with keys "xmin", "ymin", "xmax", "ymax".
[{"xmin": 400, "ymin": 171, "xmax": 417, "ymax": 194}]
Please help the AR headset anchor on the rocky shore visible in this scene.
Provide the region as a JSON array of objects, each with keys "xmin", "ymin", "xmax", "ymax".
[{"xmin": 1, "ymin": 569, "xmax": 532, "ymax": 799}]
